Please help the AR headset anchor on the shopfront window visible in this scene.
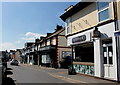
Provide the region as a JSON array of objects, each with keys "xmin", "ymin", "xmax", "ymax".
[
  {"xmin": 62, "ymin": 51, "xmax": 72, "ymax": 58},
  {"xmin": 74, "ymin": 43, "xmax": 94, "ymax": 63}
]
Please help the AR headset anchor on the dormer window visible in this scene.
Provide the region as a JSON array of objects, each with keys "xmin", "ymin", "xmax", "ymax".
[{"xmin": 98, "ymin": 2, "xmax": 109, "ymax": 22}]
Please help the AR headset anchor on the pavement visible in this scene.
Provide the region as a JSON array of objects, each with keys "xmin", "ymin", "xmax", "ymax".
[{"xmin": 21, "ymin": 64, "xmax": 120, "ymax": 84}]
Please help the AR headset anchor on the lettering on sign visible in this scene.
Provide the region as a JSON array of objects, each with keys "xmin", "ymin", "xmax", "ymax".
[{"xmin": 72, "ymin": 35, "xmax": 86, "ymax": 43}]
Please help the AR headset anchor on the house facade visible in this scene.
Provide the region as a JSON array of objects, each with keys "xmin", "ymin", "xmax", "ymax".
[
  {"xmin": 38, "ymin": 25, "xmax": 71, "ymax": 68},
  {"xmin": 23, "ymin": 25, "xmax": 71, "ymax": 68},
  {"xmin": 60, "ymin": 1, "xmax": 120, "ymax": 81},
  {"xmin": 24, "ymin": 42, "xmax": 34, "ymax": 64}
]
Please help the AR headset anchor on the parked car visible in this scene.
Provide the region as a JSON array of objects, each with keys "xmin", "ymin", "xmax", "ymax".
[
  {"xmin": 10, "ymin": 60, "xmax": 19, "ymax": 66},
  {"xmin": 0, "ymin": 57, "xmax": 2, "ymax": 85},
  {"xmin": 0, "ymin": 57, "xmax": 7, "ymax": 84},
  {"xmin": 2, "ymin": 58, "xmax": 7, "ymax": 79}
]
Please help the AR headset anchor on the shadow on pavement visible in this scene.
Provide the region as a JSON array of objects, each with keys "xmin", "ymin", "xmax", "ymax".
[
  {"xmin": 2, "ymin": 77, "xmax": 16, "ymax": 85},
  {"xmin": 5, "ymin": 70, "xmax": 13, "ymax": 75},
  {"xmin": 6, "ymin": 68, "xmax": 13, "ymax": 70},
  {"xmin": 2, "ymin": 69, "xmax": 16, "ymax": 85}
]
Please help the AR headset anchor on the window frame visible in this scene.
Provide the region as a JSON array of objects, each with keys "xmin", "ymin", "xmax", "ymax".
[
  {"xmin": 97, "ymin": 2, "xmax": 110, "ymax": 23},
  {"xmin": 65, "ymin": 17, "xmax": 71, "ymax": 35}
]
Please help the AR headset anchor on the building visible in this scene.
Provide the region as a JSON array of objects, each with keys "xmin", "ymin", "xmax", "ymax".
[
  {"xmin": 60, "ymin": 1, "xmax": 120, "ymax": 81},
  {"xmin": 38, "ymin": 25, "xmax": 72, "ymax": 68},
  {"xmin": 15, "ymin": 49, "xmax": 24, "ymax": 64},
  {"xmin": 24, "ymin": 42, "xmax": 34, "ymax": 64},
  {"xmin": 22, "ymin": 25, "xmax": 71, "ymax": 68}
]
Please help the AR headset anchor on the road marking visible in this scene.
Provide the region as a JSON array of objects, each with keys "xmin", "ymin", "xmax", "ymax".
[{"xmin": 48, "ymin": 73, "xmax": 87, "ymax": 83}]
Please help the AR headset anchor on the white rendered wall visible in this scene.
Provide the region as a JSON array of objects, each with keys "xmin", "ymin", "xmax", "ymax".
[
  {"xmin": 94, "ymin": 39, "xmax": 104, "ymax": 77},
  {"xmin": 94, "ymin": 22, "xmax": 117, "ymax": 80}
]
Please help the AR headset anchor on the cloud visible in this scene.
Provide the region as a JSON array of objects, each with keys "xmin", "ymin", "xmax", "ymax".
[
  {"xmin": 0, "ymin": 42, "xmax": 20, "ymax": 51},
  {"xmin": 21, "ymin": 37, "xmax": 35, "ymax": 41},
  {"xmin": 15, "ymin": 40, "xmax": 21, "ymax": 44},
  {"xmin": 21, "ymin": 32, "xmax": 46, "ymax": 41},
  {"xmin": 0, "ymin": 32, "xmax": 46, "ymax": 51}
]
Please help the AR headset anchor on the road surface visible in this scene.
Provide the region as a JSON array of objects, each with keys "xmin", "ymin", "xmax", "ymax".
[{"xmin": 7, "ymin": 64, "xmax": 70, "ymax": 84}]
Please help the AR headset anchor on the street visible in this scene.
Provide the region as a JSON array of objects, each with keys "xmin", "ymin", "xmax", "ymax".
[
  {"xmin": 2, "ymin": 63, "xmax": 118, "ymax": 85},
  {"xmin": 6, "ymin": 63, "xmax": 70, "ymax": 84}
]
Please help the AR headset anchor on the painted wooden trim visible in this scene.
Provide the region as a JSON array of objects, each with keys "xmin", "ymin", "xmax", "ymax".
[{"xmin": 73, "ymin": 62, "xmax": 94, "ymax": 66}]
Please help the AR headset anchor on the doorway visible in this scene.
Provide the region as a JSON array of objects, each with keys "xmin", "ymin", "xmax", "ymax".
[{"xmin": 102, "ymin": 39, "xmax": 114, "ymax": 79}]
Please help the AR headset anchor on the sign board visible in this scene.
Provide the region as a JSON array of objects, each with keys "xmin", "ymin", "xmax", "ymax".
[
  {"xmin": 67, "ymin": 30, "xmax": 92, "ymax": 46},
  {"xmin": 72, "ymin": 35, "xmax": 86, "ymax": 43}
]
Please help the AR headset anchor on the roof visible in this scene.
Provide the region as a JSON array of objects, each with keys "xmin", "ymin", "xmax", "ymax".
[
  {"xmin": 46, "ymin": 28, "xmax": 65, "ymax": 39},
  {"xmin": 60, "ymin": 2, "xmax": 93, "ymax": 21},
  {"xmin": 39, "ymin": 28, "xmax": 65, "ymax": 43}
]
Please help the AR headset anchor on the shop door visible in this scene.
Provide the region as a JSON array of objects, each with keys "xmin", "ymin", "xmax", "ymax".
[{"xmin": 103, "ymin": 44, "xmax": 114, "ymax": 79}]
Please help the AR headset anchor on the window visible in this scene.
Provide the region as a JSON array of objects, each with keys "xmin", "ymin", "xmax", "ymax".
[
  {"xmin": 51, "ymin": 37, "xmax": 56, "ymax": 45},
  {"xmin": 103, "ymin": 45, "xmax": 113, "ymax": 65},
  {"xmin": 108, "ymin": 46, "xmax": 113, "ymax": 64},
  {"xmin": 98, "ymin": 2, "xmax": 109, "ymax": 22},
  {"xmin": 65, "ymin": 18, "xmax": 70, "ymax": 35},
  {"xmin": 103, "ymin": 47, "xmax": 107, "ymax": 64},
  {"xmin": 62, "ymin": 51, "xmax": 72, "ymax": 58},
  {"xmin": 98, "ymin": 2, "xmax": 109, "ymax": 11}
]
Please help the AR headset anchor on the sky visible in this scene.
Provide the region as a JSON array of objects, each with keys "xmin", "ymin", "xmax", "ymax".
[{"xmin": 1, "ymin": 2, "xmax": 77, "ymax": 51}]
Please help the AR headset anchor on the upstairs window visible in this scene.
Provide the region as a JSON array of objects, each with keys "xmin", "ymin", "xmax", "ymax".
[
  {"xmin": 98, "ymin": 2, "xmax": 109, "ymax": 22},
  {"xmin": 65, "ymin": 18, "xmax": 70, "ymax": 35}
]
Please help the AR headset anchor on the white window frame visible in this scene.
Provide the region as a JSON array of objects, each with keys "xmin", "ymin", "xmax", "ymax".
[
  {"xmin": 65, "ymin": 17, "xmax": 71, "ymax": 35},
  {"xmin": 97, "ymin": 2, "xmax": 110, "ymax": 23}
]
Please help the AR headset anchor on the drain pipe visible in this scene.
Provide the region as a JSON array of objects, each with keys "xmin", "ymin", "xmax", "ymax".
[{"xmin": 113, "ymin": 1, "xmax": 120, "ymax": 82}]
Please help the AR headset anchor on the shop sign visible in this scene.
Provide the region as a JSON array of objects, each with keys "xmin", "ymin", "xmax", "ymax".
[
  {"xmin": 40, "ymin": 46, "xmax": 56, "ymax": 51},
  {"xmin": 40, "ymin": 46, "xmax": 50, "ymax": 51},
  {"xmin": 72, "ymin": 35, "xmax": 86, "ymax": 43}
]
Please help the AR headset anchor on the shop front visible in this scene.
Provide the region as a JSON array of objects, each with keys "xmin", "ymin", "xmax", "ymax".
[
  {"xmin": 67, "ymin": 22, "xmax": 118, "ymax": 80},
  {"xmin": 39, "ymin": 45, "xmax": 57, "ymax": 68},
  {"xmin": 73, "ymin": 42, "xmax": 94, "ymax": 76},
  {"xmin": 67, "ymin": 29, "xmax": 94, "ymax": 76}
]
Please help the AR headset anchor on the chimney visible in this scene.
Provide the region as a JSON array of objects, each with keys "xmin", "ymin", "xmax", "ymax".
[
  {"xmin": 40, "ymin": 36, "xmax": 45, "ymax": 40},
  {"xmin": 35, "ymin": 39, "xmax": 39, "ymax": 43},
  {"xmin": 47, "ymin": 33, "xmax": 52, "ymax": 36},
  {"xmin": 56, "ymin": 25, "xmax": 63, "ymax": 31}
]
